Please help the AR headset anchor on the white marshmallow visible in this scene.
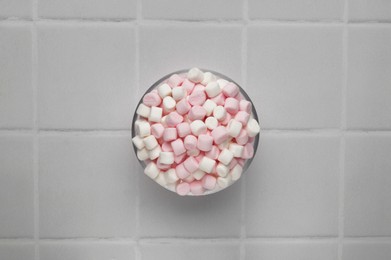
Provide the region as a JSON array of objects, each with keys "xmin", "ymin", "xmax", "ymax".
[
  {"xmin": 205, "ymin": 81, "xmax": 221, "ymax": 98},
  {"xmin": 144, "ymin": 162, "xmax": 159, "ymax": 179},
  {"xmin": 149, "ymin": 145, "xmax": 162, "ymax": 160},
  {"xmin": 172, "ymin": 87, "xmax": 186, "ymax": 101},
  {"xmin": 137, "ymin": 148, "xmax": 149, "ymax": 161},
  {"xmin": 158, "ymin": 83, "xmax": 172, "ymax": 98},
  {"xmin": 136, "ymin": 121, "xmax": 151, "ymax": 137},
  {"xmin": 190, "ymin": 120, "xmax": 207, "ymax": 136},
  {"xmin": 213, "ymin": 106, "xmax": 227, "ymax": 121},
  {"xmin": 132, "ymin": 135, "xmax": 144, "ymax": 150},
  {"xmin": 148, "ymin": 106, "xmax": 163, "ymax": 123},
  {"xmin": 166, "ymin": 183, "xmax": 176, "ymax": 192},
  {"xmin": 136, "ymin": 103, "xmax": 150, "ymax": 118},
  {"xmin": 155, "ymin": 173, "xmax": 167, "ymax": 186},
  {"xmin": 143, "ymin": 135, "xmax": 158, "ymax": 150},
  {"xmin": 164, "ymin": 168, "xmax": 179, "ymax": 184},
  {"xmin": 187, "ymin": 149, "xmax": 200, "ymax": 157},
  {"xmin": 218, "ymin": 148, "xmax": 234, "ymax": 165},
  {"xmin": 246, "ymin": 118, "xmax": 260, "ymax": 137},
  {"xmin": 161, "ymin": 115, "xmax": 167, "ymax": 127},
  {"xmin": 229, "ymin": 143, "xmax": 244, "ymax": 158},
  {"xmin": 205, "ymin": 116, "xmax": 218, "ymax": 130},
  {"xmin": 163, "ymin": 96, "xmax": 176, "ymax": 112},
  {"xmin": 230, "ymin": 164, "xmax": 243, "ymax": 181},
  {"xmin": 187, "ymin": 68, "xmax": 204, "ymax": 83},
  {"xmin": 158, "ymin": 151, "xmax": 174, "ymax": 164},
  {"xmin": 227, "ymin": 119, "xmax": 242, "ymax": 137},
  {"xmin": 203, "ymin": 99, "xmax": 217, "ymax": 116},
  {"xmin": 193, "ymin": 170, "xmax": 206, "ymax": 180},
  {"xmin": 199, "ymin": 157, "xmax": 216, "ymax": 174},
  {"xmin": 217, "ymin": 174, "xmax": 232, "ymax": 188},
  {"xmin": 217, "ymin": 79, "xmax": 229, "ymax": 89},
  {"xmin": 201, "ymin": 72, "xmax": 216, "ymax": 85},
  {"xmin": 217, "ymin": 138, "xmax": 232, "ymax": 150},
  {"xmin": 216, "ymin": 163, "xmax": 229, "ymax": 177}
]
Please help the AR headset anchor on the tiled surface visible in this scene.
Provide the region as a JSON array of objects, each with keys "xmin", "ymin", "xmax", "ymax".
[
  {"xmin": 0, "ymin": 0, "xmax": 390, "ymax": 259},
  {"xmin": 245, "ymin": 242, "xmax": 338, "ymax": 260}
]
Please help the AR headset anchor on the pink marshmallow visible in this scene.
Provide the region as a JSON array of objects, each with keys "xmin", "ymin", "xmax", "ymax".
[
  {"xmin": 167, "ymin": 74, "xmax": 184, "ymax": 87},
  {"xmin": 242, "ymin": 143, "xmax": 254, "ymax": 159},
  {"xmin": 176, "ymin": 98, "xmax": 191, "ymax": 115},
  {"xmin": 190, "ymin": 181, "xmax": 204, "ymax": 195},
  {"xmin": 210, "ymin": 93, "xmax": 225, "ymax": 106},
  {"xmin": 188, "ymin": 105, "xmax": 206, "ymax": 121},
  {"xmin": 239, "ymin": 100, "xmax": 252, "ymax": 114},
  {"xmin": 157, "ymin": 160, "xmax": 172, "ymax": 170},
  {"xmin": 211, "ymin": 126, "xmax": 229, "ymax": 145},
  {"xmin": 188, "ymin": 90, "xmax": 206, "ymax": 106},
  {"xmin": 235, "ymin": 129, "xmax": 249, "ymax": 145},
  {"xmin": 184, "ymin": 135, "xmax": 197, "ymax": 150},
  {"xmin": 176, "ymin": 163, "xmax": 191, "ymax": 179},
  {"xmin": 174, "ymin": 152, "xmax": 187, "ymax": 164},
  {"xmin": 192, "ymin": 84, "xmax": 205, "ymax": 93},
  {"xmin": 176, "ymin": 122, "xmax": 191, "ymax": 138},
  {"xmin": 183, "ymin": 174, "xmax": 195, "ymax": 183},
  {"xmin": 171, "ymin": 139, "xmax": 186, "ymax": 155},
  {"xmin": 234, "ymin": 111, "xmax": 250, "ymax": 126},
  {"xmin": 181, "ymin": 78, "xmax": 195, "ymax": 93},
  {"xmin": 166, "ymin": 111, "xmax": 183, "ymax": 127},
  {"xmin": 163, "ymin": 128, "xmax": 177, "ymax": 142},
  {"xmin": 162, "ymin": 142, "xmax": 173, "ymax": 152},
  {"xmin": 229, "ymin": 158, "xmax": 238, "ymax": 169},
  {"xmin": 237, "ymin": 158, "xmax": 245, "ymax": 167},
  {"xmin": 220, "ymin": 112, "xmax": 232, "ymax": 126},
  {"xmin": 183, "ymin": 156, "xmax": 199, "ymax": 173},
  {"xmin": 195, "ymin": 153, "xmax": 205, "ymax": 163},
  {"xmin": 151, "ymin": 123, "xmax": 164, "ymax": 139},
  {"xmin": 176, "ymin": 182, "xmax": 190, "ymax": 196},
  {"xmin": 224, "ymin": 97, "xmax": 239, "ymax": 115},
  {"xmin": 205, "ymin": 145, "xmax": 220, "ymax": 160},
  {"xmin": 202, "ymin": 175, "xmax": 217, "ymax": 190},
  {"xmin": 222, "ymin": 82, "xmax": 239, "ymax": 97},
  {"xmin": 197, "ymin": 134, "xmax": 214, "ymax": 152},
  {"xmin": 143, "ymin": 92, "xmax": 162, "ymax": 107}
]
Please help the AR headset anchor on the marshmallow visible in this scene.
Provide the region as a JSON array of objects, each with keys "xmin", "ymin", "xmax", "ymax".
[
  {"xmin": 199, "ymin": 156, "xmax": 216, "ymax": 174},
  {"xmin": 205, "ymin": 145, "xmax": 220, "ymax": 160},
  {"xmin": 229, "ymin": 143, "xmax": 244, "ymax": 158},
  {"xmin": 155, "ymin": 173, "xmax": 167, "ymax": 186},
  {"xmin": 183, "ymin": 156, "xmax": 199, "ymax": 173},
  {"xmin": 174, "ymin": 152, "xmax": 187, "ymax": 164},
  {"xmin": 242, "ymin": 142, "xmax": 254, "ymax": 159},
  {"xmin": 234, "ymin": 111, "xmax": 250, "ymax": 126},
  {"xmin": 176, "ymin": 122, "xmax": 191, "ymax": 138},
  {"xmin": 162, "ymin": 141, "xmax": 173, "ymax": 152},
  {"xmin": 167, "ymin": 74, "xmax": 184, "ymax": 87},
  {"xmin": 148, "ymin": 106, "xmax": 163, "ymax": 123},
  {"xmin": 187, "ymin": 68, "xmax": 204, "ymax": 83},
  {"xmin": 163, "ymin": 96, "xmax": 176, "ymax": 112},
  {"xmin": 239, "ymin": 100, "xmax": 252, "ymax": 113},
  {"xmin": 176, "ymin": 163, "xmax": 191, "ymax": 179},
  {"xmin": 201, "ymin": 72, "xmax": 217, "ymax": 85},
  {"xmin": 151, "ymin": 123, "xmax": 164, "ymax": 139},
  {"xmin": 184, "ymin": 135, "xmax": 198, "ymax": 150},
  {"xmin": 235, "ymin": 129, "xmax": 249, "ymax": 145},
  {"xmin": 172, "ymin": 86, "xmax": 186, "ymax": 101},
  {"xmin": 220, "ymin": 112, "xmax": 232, "ymax": 126},
  {"xmin": 187, "ymin": 149, "xmax": 200, "ymax": 157},
  {"xmin": 157, "ymin": 160, "xmax": 171, "ymax": 170},
  {"xmin": 136, "ymin": 103, "xmax": 151, "ymax": 118},
  {"xmin": 213, "ymin": 106, "xmax": 227, "ymax": 121},
  {"xmin": 190, "ymin": 181, "xmax": 204, "ymax": 195},
  {"xmin": 197, "ymin": 134, "xmax": 213, "ymax": 152},
  {"xmin": 143, "ymin": 135, "xmax": 158, "ymax": 150},
  {"xmin": 230, "ymin": 164, "xmax": 242, "ymax": 181},
  {"xmin": 224, "ymin": 97, "xmax": 239, "ymax": 115},
  {"xmin": 188, "ymin": 105, "xmax": 206, "ymax": 121},
  {"xmin": 217, "ymin": 174, "xmax": 232, "ymax": 188},
  {"xmin": 246, "ymin": 118, "xmax": 260, "ymax": 137},
  {"xmin": 218, "ymin": 148, "xmax": 234, "ymax": 165},
  {"xmin": 176, "ymin": 182, "xmax": 190, "ymax": 196},
  {"xmin": 217, "ymin": 79, "xmax": 228, "ymax": 89},
  {"xmin": 132, "ymin": 135, "xmax": 144, "ymax": 150},
  {"xmin": 148, "ymin": 145, "xmax": 161, "ymax": 160},
  {"xmin": 183, "ymin": 174, "xmax": 195, "ymax": 183},
  {"xmin": 222, "ymin": 82, "xmax": 239, "ymax": 97},
  {"xmin": 192, "ymin": 84, "xmax": 205, "ymax": 93},
  {"xmin": 166, "ymin": 111, "xmax": 183, "ymax": 127},
  {"xmin": 193, "ymin": 170, "xmax": 206, "ymax": 180},
  {"xmin": 163, "ymin": 128, "xmax": 177, "ymax": 142},
  {"xmin": 205, "ymin": 81, "xmax": 221, "ymax": 98},
  {"xmin": 203, "ymin": 99, "xmax": 217, "ymax": 116},
  {"xmin": 181, "ymin": 78, "xmax": 195, "ymax": 93},
  {"xmin": 171, "ymin": 138, "xmax": 186, "ymax": 155},
  {"xmin": 211, "ymin": 126, "xmax": 229, "ymax": 145},
  {"xmin": 188, "ymin": 90, "xmax": 206, "ymax": 106},
  {"xmin": 176, "ymin": 98, "xmax": 191, "ymax": 115},
  {"xmin": 216, "ymin": 163, "xmax": 229, "ymax": 177},
  {"xmin": 227, "ymin": 119, "xmax": 242, "ymax": 138},
  {"xmin": 202, "ymin": 175, "xmax": 217, "ymax": 190},
  {"xmin": 217, "ymin": 137, "xmax": 232, "ymax": 150},
  {"xmin": 190, "ymin": 120, "xmax": 207, "ymax": 136},
  {"xmin": 144, "ymin": 162, "xmax": 159, "ymax": 179},
  {"xmin": 211, "ymin": 93, "xmax": 225, "ymax": 106},
  {"xmin": 158, "ymin": 151, "xmax": 174, "ymax": 165},
  {"xmin": 165, "ymin": 168, "xmax": 179, "ymax": 184},
  {"xmin": 205, "ymin": 116, "xmax": 218, "ymax": 130},
  {"xmin": 143, "ymin": 92, "xmax": 162, "ymax": 107},
  {"xmin": 137, "ymin": 148, "xmax": 149, "ymax": 161},
  {"xmin": 157, "ymin": 83, "xmax": 171, "ymax": 98}
]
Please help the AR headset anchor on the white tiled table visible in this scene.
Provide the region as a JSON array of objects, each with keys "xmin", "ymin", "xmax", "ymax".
[{"xmin": 0, "ymin": 0, "xmax": 391, "ymax": 259}]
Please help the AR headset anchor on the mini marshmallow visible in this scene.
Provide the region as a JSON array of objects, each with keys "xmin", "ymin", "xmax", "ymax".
[
  {"xmin": 222, "ymin": 82, "xmax": 239, "ymax": 97},
  {"xmin": 217, "ymin": 174, "xmax": 232, "ymax": 189},
  {"xmin": 190, "ymin": 181, "xmax": 204, "ymax": 195},
  {"xmin": 235, "ymin": 129, "xmax": 249, "ymax": 145},
  {"xmin": 217, "ymin": 137, "xmax": 232, "ymax": 150},
  {"xmin": 197, "ymin": 134, "xmax": 214, "ymax": 152},
  {"xmin": 188, "ymin": 90, "xmax": 206, "ymax": 106},
  {"xmin": 151, "ymin": 123, "xmax": 164, "ymax": 139},
  {"xmin": 165, "ymin": 168, "xmax": 179, "ymax": 184},
  {"xmin": 211, "ymin": 126, "xmax": 229, "ymax": 145},
  {"xmin": 176, "ymin": 182, "xmax": 190, "ymax": 196},
  {"xmin": 218, "ymin": 148, "xmax": 234, "ymax": 165},
  {"xmin": 174, "ymin": 152, "xmax": 187, "ymax": 164},
  {"xmin": 242, "ymin": 142, "xmax": 254, "ymax": 159},
  {"xmin": 205, "ymin": 81, "xmax": 221, "ymax": 98},
  {"xmin": 163, "ymin": 96, "xmax": 176, "ymax": 112},
  {"xmin": 166, "ymin": 111, "xmax": 183, "ymax": 127},
  {"xmin": 171, "ymin": 138, "xmax": 186, "ymax": 155},
  {"xmin": 234, "ymin": 111, "xmax": 250, "ymax": 126},
  {"xmin": 230, "ymin": 164, "xmax": 243, "ymax": 181},
  {"xmin": 163, "ymin": 128, "xmax": 177, "ymax": 142},
  {"xmin": 181, "ymin": 78, "xmax": 195, "ymax": 93},
  {"xmin": 227, "ymin": 119, "xmax": 242, "ymax": 138},
  {"xmin": 205, "ymin": 145, "xmax": 220, "ymax": 160},
  {"xmin": 176, "ymin": 98, "xmax": 191, "ymax": 115},
  {"xmin": 213, "ymin": 106, "xmax": 227, "ymax": 121},
  {"xmin": 167, "ymin": 74, "xmax": 184, "ymax": 87},
  {"xmin": 187, "ymin": 149, "xmax": 200, "ymax": 157},
  {"xmin": 224, "ymin": 97, "xmax": 239, "ymax": 115},
  {"xmin": 183, "ymin": 174, "xmax": 195, "ymax": 183},
  {"xmin": 172, "ymin": 86, "xmax": 186, "ymax": 101},
  {"xmin": 143, "ymin": 92, "xmax": 162, "ymax": 107},
  {"xmin": 216, "ymin": 163, "xmax": 229, "ymax": 177},
  {"xmin": 155, "ymin": 173, "xmax": 167, "ymax": 186},
  {"xmin": 158, "ymin": 151, "xmax": 174, "ymax": 164},
  {"xmin": 183, "ymin": 156, "xmax": 199, "ymax": 173},
  {"xmin": 190, "ymin": 120, "xmax": 207, "ymax": 136},
  {"xmin": 192, "ymin": 84, "xmax": 205, "ymax": 93},
  {"xmin": 157, "ymin": 160, "xmax": 171, "ymax": 170},
  {"xmin": 162, "ymin": 141, "xmax": 173, "ymax": 152},
  {"xmin": 201, "ymin": 71, "xmax": 216, "ymax": 85},
  {"xmin": 187, "ymin": 68, "xmax": 204, "ymax": 83},
  {"xmin": 246, "ymin": 118, "xmax": 260, "ymax": 137},
  {"xmin": 148, "ymin": 106, "xmax": 163, "ymax": 123},
  {"xmin": 229, "ymin": 143, "xmax": 244, "ymax": 158},
  {"xmin": 144, "ymin": 162, "xmax": 159, "ymax": 179},
  {"xmin": 199, "ymin": 156, "xmax": 216, "ymax": 174},
  {"xmin": 216, "ymin": 79, "xmax": 228, "ymax": 89},
  {"xmin": 143, "ymin": 135, "xmax": 158, "ymax": 150},
  {"xmin": 184, "ymin": 135, "xmax": 198, "ymax": 150},
  {"xmin": 205, "ymin": 116, "xmax": 218, "ymax": 130},
  {"xmin": 176, "ymin": 163, "xmax": 191, "ymax": 179},
  {"xmin": 203, "ymin": 99, "xmax": 217, "ymax": 116},
  {"xmin": 176, "ymin": 122, "xmax": 191, "ymax": 138},
  {"xmin": 193, "ymin": 170, "xmax": 206, "ymax": 180},
  {"xmin": 239, "ymin": 100, "xmax": 252, "ymax": 113},
  {"xmin": 202, "ymin": 175, "xmax": 217, "ymax": 190},
  {"xmin": 136, "ymin": 103, "xmax": 151, "ymax": 118},
  {"xmin": 220, "ymin": 112, "xmax": 232, "ymax": 126},
  {"xmin": 132, "ymin": 135, "xmax": 144, "ymax": 150},
  {"xmin": 211, "ymin": 93, "xmax": 225, "ymax": 106},
  {"xmin": 157, "ymin": 83, "xmax": 171, "ymax": 98},
  {"xmin": 148, "ymin": 145, "xmax": 161, "ymax": 160},
  {"xmin": 188, "ymin": 105, "xmax": 206, "ymax": 121},
  {"xmin": 137, "ymin": 148, "xmax": 149, "ymax": 161}
]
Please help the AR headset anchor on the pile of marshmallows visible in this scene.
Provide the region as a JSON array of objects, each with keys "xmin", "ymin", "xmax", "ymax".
[{"xmin": 132, "ymin": 68, "xmax": 260, "ymax": 196}]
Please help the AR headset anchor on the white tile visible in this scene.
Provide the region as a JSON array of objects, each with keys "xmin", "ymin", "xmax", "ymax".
[
  {"xmin": 344, "ymin": 135, "xmax": 391, "ymax": 236},
  {"xmin": 0, "ymin": 0, "xmax": 32, "ymax": 18},
  {"xmin": 247, "ymin": 26, "xmax": 343, "ymax": 129},
  {"xmin": 248, "ymin": 0, "xmax": 343, "ymax": 21},
  {"xmin": 246, "ymin": 135, "xmax": 339, "ymax": 237},
  {"xmin": 0, "ymin": 243, "xmax": 34, "ymax": 260},
  {"xmin": 40, "ymin": 243, "xmax": 135, "ymax": 260},
  {"xmin": 349, "ymin": 0, "xmax": 391, "ymax": 22},
  {"xmin": 141, "ymin": 243, "xmax": 240, "ymax": 260},
  {"xmin": 0, "ymin": 24, "xmax": 33, "ymax": 129},
  {"xmin": 347, "ymin": 27, "xmax": 391, "ymax": 130},
  {"xmin": 38, "ymin": 0, "xmax": 136, "ymax": 19},
  {"xmin": 344, "ymin": 243, "xmax": 391, "ymax": 260},
  {"xmin": 139, "ymin": 171, "xmax": 241, "ymax": 237},
  {"xmin": 142, "ymin": 0, "xmax": 242, "ymax": 20},
  {"xmin": 246, "ymin": 242, "xmax": 338, "ymax": 260},
  {"xmin": 39, "ymin": 135, "xmax": 137, "ymax": 238},
  {"xmin": 139, "ymin": 25, "xmax": 242, "ymax": 94},
  {"xmin": 0, "ymin": 136, "xmax": 34, "ymax": 238},
  {"xmin": 38, "ymin": 24, "xmax": 136, "ymax": 130}
]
